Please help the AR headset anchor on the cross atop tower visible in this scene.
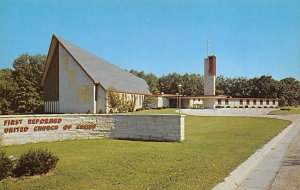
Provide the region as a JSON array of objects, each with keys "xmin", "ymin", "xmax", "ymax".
[{"xmin": 205, "ymin": 41, "xmax": 211, "ymax": 56}]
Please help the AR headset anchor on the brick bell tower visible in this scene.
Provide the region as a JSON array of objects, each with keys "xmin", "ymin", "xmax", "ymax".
[{"xmin": 204, "ymin": 55, "xmax": 216, "ymax": 108}]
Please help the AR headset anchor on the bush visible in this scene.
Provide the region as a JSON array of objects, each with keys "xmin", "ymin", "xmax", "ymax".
[
  {"xmin": 226, "ymin": 106, "xmax": 230, "ymax": 108},
  {"xmin": 14, "ymin": 149, "xmax": 59, "ymax": 177},
  {"xmin": 280, "ymin": 107, "xmax": 291, "ymax": 111},
  {"xmin": 0, "ymin": 151, "xmax": 14, "ymax": 180}
]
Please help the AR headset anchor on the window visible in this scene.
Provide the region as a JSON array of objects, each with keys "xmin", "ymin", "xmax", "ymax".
[
  {"xmin": 260, "ymin": 100, "xmax": 263, "ymax": 105},
  {"xmin": 240, "ymin": 100, "xmax": 243, "ymax": 105},
  {"xmin": 95, "ymin": 87, "xmax": 97, "ymax": 101},
  {"xmin": 225, "ymin": 100, "xmax": 229, "ymax": 105},
  {"xmin": 218, "ymin": 99, "xmax": 221, "ymax": 105},
  {"xmin": 253, "ymin": 100, "xmax": 256, "ymax": 105},
  {"xmin": 266, "ymin": 100, "xmax": 269, "ymax": 105},
  {"xmin": 273, "ymin": 100, "xmax": 276, "ymax": 105},
  {"xmin": 246, "ymin": 100, "xmax": 250, "ymax": 105}
]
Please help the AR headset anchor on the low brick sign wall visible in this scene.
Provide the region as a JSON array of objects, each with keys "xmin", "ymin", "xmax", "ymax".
[{"xmin": 0, "ymin": 114, "xmax": 185, "ymax": 146}]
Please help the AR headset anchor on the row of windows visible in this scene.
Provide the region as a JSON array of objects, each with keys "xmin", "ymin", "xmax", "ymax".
[{"xmin": 218, "ymin": 99, "xmax": 276, "ymax": 105}]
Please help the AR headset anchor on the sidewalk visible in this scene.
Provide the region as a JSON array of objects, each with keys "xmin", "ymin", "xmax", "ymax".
[{"xmin": 269, "ymin": 132, "xmax": 300, "ymax": 189}]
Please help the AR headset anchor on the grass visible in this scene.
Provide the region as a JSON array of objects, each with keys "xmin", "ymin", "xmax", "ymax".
[
  {"xmin": 269, "ymin": 106, "xmax": 300, "ymax": 114},
  {"xmin": 134, "ymin": 108, "xmax": 178, "ymax": 114},
  {"xmin": 0, "ymin": 113, "xmax": 291, "ymax": 190}
]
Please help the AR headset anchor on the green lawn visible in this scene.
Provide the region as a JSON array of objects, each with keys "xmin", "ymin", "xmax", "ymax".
[
  {"xmin": 134, "ymin": 108, "xmax": 178, "ymax": 114},
  {"xmin": 269, "ymin": 106, "xmax": 300, "ymax": 114},
  {"xmin": 0, "ymin": 115, "xmax": 291, "ymax": 190}
]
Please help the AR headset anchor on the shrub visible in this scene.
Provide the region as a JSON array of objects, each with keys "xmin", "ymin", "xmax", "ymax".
[
  {"xmin": 239, "ymin": 106, "xmax": 244, "ymax": 108},
  {"xmin": 226, "ymin": 106, "xmax": 230, "ymax": 108},
  {"xmin": 98, "ymin": 109, "xmax": 102, "ymax": 114},
  {"xmin": 264, "ymin": 106, "xmax": 268, "ymax": 108},
  {"xmin": 14, "ymin": 149, "xmax": 59, "ymax": 177},
  {"xmin": 118, "ymin": 105, "xmax": 128, "ymax": 113},
  {"xmin": 0, "ymin": 151, "xmax": 14, "ymax": 180},
  {"xmin": 252, "ymin": 106, "xmax": 256, "ymax": 108},
  {"xmin": 234, "ymin": 106, "xmax": 238, "ymax": 108},
  {"xmin": 280, "ymin": 107, "xmax": 291, "ymax": 111}
]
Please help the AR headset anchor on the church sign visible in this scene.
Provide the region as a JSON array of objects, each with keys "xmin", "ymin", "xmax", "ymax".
[{"xmin": 0, "ymin": 114, "xmax": 185, "ymax": 145}]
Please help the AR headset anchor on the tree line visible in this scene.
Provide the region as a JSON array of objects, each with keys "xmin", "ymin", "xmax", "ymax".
[
  {"xmin": 0, "ymin": 54, "xmax": 299, "ymax": 114},
  {"xmin": 128, "ymin": 69, "xmax": 300, "ymax": 106}
]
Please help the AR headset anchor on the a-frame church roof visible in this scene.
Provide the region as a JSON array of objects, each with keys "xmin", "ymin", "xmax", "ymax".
[{"xmin": 41, "ymin": 35, "xmax": 150, "ymax": 95}]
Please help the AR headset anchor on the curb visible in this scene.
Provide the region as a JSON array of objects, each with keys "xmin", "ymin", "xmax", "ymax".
[{"xmin": 213, "ymin": 121, "xmax": 296, "ymax": 190}]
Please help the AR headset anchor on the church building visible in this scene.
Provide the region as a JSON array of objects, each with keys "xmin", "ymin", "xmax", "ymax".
[
  {"xmin": 42, "ymin": 35, "xmax": 278, "ymax": 113},
  {"xmin": 41, "ymin": 35, "xmax": 150, "ymax": 114}
]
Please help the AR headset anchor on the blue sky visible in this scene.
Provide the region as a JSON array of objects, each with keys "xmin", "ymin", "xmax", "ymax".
[{"xmin": 1, "ymin": 0, "xmax": 299, "ymax": 80}]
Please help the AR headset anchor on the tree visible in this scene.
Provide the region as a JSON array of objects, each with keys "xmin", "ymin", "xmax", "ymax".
[
  {"xmin": 144, "ymin": 95, "xmax": 158, "ymax": 107},
  {"xmin": 181, "ymin": 73, "xmax": 204, "ymax": 96},
  {"xmin": 216, "ymin": 75, "xmax": 230, "ymax": 95},
  {"xmin": 158, "ymin": 73, "xmax": 182, "ymax": 94},
  {"xmin": 249, "ymin": 76, "xmax": 278, "ymax": 98},
  {"xmin": 11, "ymin": 54, "xmax": 46, "ymax": 114},
  {"xmin": 129, "ymin": 70, "xmax": 159, "ymax": 94},
  {"xmin": 107, "ymin": 88, "xmax": 123, "ymax": 113},
  {"xmin": 278, "ymin": 77, "xmax": 300, "ymax": 106},
  {"xmin": 0, "ymin": 69, "xmax": 15, "ymax": 114}
]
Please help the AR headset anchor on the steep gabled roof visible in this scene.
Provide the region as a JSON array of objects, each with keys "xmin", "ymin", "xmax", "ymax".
[{"xmin": 42, "ymin": 35, "xmax": 150, "ymax": 95}]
